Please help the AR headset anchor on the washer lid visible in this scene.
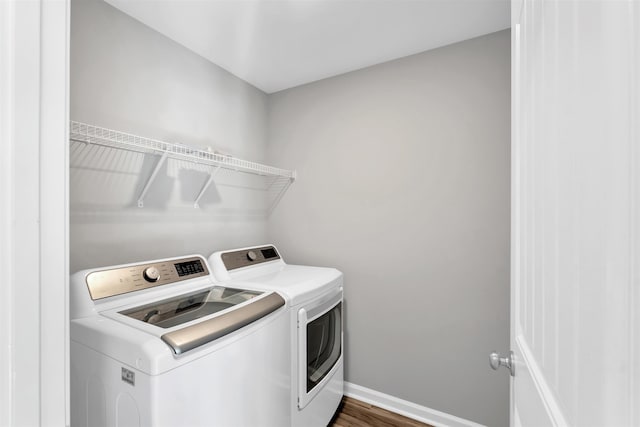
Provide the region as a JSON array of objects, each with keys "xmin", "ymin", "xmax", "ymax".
[
  {"xmin": 118, "ymin": 286, "xmax": 284, "ymax": 355},
  {"xmin": 119, "ymin": 286, "xmax": 261, "ymax": 329},
  {"xmin": 160, "ymin": 292, "xmax": 284, "ymax": 355}
]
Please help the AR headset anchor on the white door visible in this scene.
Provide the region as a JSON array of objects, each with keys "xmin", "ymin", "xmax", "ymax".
[{"xmin": 510, "ymin": 0, "xmax": 640, "ymax": 425}]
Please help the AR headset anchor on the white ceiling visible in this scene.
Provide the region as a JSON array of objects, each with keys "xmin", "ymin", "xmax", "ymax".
[{"xmin": 104, "ymin": 0, "xmax": 510, "ymax": 93}]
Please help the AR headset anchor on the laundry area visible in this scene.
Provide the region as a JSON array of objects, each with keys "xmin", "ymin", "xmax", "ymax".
[{"xmin": 67, "ymin": 0, "xmax": 510, "ymax": 426}]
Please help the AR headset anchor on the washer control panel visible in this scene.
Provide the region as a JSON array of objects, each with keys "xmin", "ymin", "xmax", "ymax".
[
  {"xmin": 221, "ymin": 246, "xmax": 281, "ymax": 271},
  {"xmin": 85, "ymin": 256, "xmax": 209, "ymax": 300}
]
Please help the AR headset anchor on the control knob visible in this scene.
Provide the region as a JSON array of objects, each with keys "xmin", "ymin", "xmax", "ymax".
[
  {"xmin": 247, "ymin": 251, "xmax": 258, "ymax": 261},
  {"xmin": 143, "ymin": 266, "xmax": 160, "ymax": 282}
]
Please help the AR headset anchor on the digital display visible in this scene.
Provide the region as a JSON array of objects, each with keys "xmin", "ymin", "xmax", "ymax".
[
  {"xmin": 174, "ymin": 260, "xmax": 205, "ymax": 277},
  {"xmin": 261, "ymin": 247, "xmax": 278, "ymax": 259}
]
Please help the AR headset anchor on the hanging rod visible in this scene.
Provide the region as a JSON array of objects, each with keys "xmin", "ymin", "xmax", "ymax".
[{"xmin": 69, "ymin": 121, "xmax": 296, "ymax": 180}]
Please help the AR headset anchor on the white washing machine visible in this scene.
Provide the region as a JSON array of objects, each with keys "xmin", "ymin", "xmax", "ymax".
[
  {"xmin": 70, "ymin": 254, "xmax": 291, "ymax": 427},
  {"xmin": 209, "ymin": 245, "xmax": 343, "ymax": 427}
]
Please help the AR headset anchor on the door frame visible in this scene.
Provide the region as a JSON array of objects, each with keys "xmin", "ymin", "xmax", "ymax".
[{"xmin": 0, "ymin": 1, "xmax": 70, "ymax": 425}]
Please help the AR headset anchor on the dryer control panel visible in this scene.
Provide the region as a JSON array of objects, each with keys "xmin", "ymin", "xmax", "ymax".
[
  {"xmin": 221, "ymin": 245, "xmax": 281, "ymax": 271},
  {"xmin": 85, "ymin": 256, "xmax": 209, "ymax": 300}
]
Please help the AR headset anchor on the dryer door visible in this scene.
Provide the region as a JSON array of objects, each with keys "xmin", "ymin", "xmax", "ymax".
[{"xmin": 297, "ymin": 289, "xmax": 343, "ymax": 409}]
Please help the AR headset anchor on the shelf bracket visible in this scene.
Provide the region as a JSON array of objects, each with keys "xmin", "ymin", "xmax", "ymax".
[
  {"xmin": 137, "ymin": 152, "xmax": 168, "ymax": 208},
  {"xmin": 194, "ymin": 166, "xmax": 221, "ymax": 208}
]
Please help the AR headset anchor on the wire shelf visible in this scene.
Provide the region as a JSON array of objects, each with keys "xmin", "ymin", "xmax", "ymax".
[
  {"xmin": 69, "ymin": 121, "xmax": 295, "ymax": 210},
  {"xmin": 69, "ymin": 121, "xmax": 296, "ymax": 180}
]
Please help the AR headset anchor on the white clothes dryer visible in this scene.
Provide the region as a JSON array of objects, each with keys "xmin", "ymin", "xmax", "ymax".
[
  {"xmin": 209, "ymin": 245, "xmax": 344, "ymax": 427},
  {"xmin": 70, "ymin": 255, "xmax": 291, "ymax": 427}
]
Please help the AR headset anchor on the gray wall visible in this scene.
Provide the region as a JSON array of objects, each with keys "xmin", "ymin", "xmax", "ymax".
[
  {"xmin": 70, "ymin": 0, "xmax": 270, "ymax": 272},
  {"xmin": 267, "ymin": 30, "xmax": 510, "ymax": 426}
]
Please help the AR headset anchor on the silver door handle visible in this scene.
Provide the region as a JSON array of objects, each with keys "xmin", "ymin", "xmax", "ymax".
[{"xmin": 489, "ymin": 351, "xmax": 515, "ymax": 376}]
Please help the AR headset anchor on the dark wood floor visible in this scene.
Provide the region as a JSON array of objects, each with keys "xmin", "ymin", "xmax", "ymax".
[{"xmin": 328, "ymin": 397, "xmax": 434, "ymax": 427}]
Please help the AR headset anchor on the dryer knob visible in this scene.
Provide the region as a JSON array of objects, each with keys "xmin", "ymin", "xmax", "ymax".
[
  {"xmin": 247, "ymin": 251, "xmax": 258, "ymax": 261},
  {"xmin": 143, "ymin": 266, "xmax": 160, "ymax": 282}
]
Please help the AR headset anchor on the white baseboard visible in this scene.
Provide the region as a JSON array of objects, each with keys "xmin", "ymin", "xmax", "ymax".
[{"xmin": 344, "ymin": 382, "xmax": 486, "ymax": 427}]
